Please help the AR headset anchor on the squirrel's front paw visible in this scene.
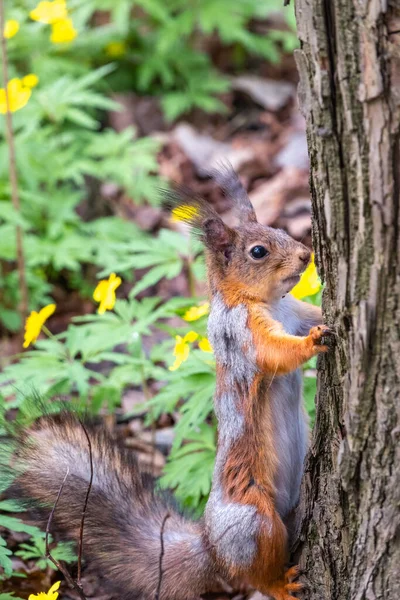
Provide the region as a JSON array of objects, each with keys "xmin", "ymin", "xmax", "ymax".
[{"xmin": 309, "ymin": 325, "xmax": 334, "ymax": 353}]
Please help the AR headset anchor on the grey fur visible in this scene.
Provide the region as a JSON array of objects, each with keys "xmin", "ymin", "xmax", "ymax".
[
  {"xmin": 205, "ymin": 487, "xmax": 260, "ymax": 567},
  {"xmin": 214, "ymin": 392, "xmax": 245, "ymax": 445},
  {"xmin": 27, "ymin": 433, "xmax": 117, "ymax": 492},
  {"xmin": 212, "ymin": 392, "xmax": 244, "ymax": 491},
  {"xmin": 269, "ymin": 371, "xmax": 307, "ymax": 516},
  {"xmin": 271, "ymin": 294, "xmax": 321, "ymax": 336},
  {"xmin": 207, "ymin": 294, "xmax": 251, "ymax": 481},
  {"xmin": 207, "ymin": 292, "xmax": 257, "ymax": 387},
  {"xmin": 206, "ymin": 294, "xmax": 262, "ymax": 567},
  {"xmin": 269, "ymin": 295, "xmax": 311, "ymax": 516}
]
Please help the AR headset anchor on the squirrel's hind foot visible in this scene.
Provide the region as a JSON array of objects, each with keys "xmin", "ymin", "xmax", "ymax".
[{"xmin": 265, "ymin": 565, "xmax": 304, "ymax": 600}]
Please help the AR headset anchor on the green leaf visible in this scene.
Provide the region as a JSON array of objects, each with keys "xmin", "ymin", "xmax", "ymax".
[
  {"xmin": 65, "ymin": 107, "xmax": 99, "ymax": 129},
  {"xmin": 15, "ymin": 537, "xmax": 76, "ymax": 571},
  {"xmin": 0, "ymin": 515, "xmax": 43, "ymax": 537},
  {"xmin": 0, "ymin": 537, "xmax": 13, "ymax": 578},
  {"xmin": 0, "ymin": 499, "xmax": 25, "ymax": 512},
  {"xmin": 304, "ymin": 375, "xmax": 317, "ymax": 424},
  {"xmin": 160, "ymin": 424, "xmax": 216, "ymax": 509}
]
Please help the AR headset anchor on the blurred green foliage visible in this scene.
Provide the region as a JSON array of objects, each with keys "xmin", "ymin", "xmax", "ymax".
[{"xmin": 0, "ymin": 0, "xmax": 296, "ymax": 331}]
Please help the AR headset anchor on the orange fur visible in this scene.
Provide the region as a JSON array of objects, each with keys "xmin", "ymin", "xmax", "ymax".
[
  {"xmin": 248, "ymin": 302, "xmax": 330, "ymax": 375},
  {"xmin": 222, "ymin": 374, "xmax": 277, "ymax": 502}
]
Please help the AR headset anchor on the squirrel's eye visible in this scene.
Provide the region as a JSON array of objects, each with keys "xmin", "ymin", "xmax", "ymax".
[{"xmin": 250, "ymin": 245, "xmax": 268, "ymax": 260}]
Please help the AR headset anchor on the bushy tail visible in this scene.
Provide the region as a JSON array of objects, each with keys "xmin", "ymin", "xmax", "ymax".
[{"xmin": 6, "ymin": 412, "xmax": 219, "ymax": 600}]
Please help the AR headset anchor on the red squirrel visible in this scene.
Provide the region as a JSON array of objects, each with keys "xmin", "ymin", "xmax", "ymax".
[{"xmin": 6, "ymin": 168, "xmax": 332, "ymax": 600}]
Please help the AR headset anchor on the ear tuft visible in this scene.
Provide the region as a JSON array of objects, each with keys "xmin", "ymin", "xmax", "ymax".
[
  {"xmin": 161, "ymin": 186, "xmax": 237, "ymax": 259},
  {"xmin": 209, "ymin": 162, "xmax": 257, "ymax": 223},
  {"xmin": 161, "ymin": 186, "xmax": 214, "ymax": 233},
  {"xmin": 170, "ymin": 204, "xmax": 200, "ymax": 224}
]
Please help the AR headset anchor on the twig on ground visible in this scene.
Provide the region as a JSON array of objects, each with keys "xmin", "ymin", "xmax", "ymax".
[
  {"xmin": 0, "ymin": 0, "xmax": 29, "ymax": 322},
  {"xmin": 45, "ymin": 467, "xmax": 88, "ymax": 600},
  {"xmin": 155, "ymin": 512, "xmax": 170, "ymax": 600},
  {"xmin": 77, "ymin": 420, "xmax": 94, "ymax": 586}
]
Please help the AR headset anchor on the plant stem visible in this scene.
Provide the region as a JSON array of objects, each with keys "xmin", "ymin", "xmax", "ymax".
[
  {"xmin": 139, "ymin": 346, "xmax": 157, "ymax": 475},
  {"xmin": 42, "ymin": 324, "xmax": 73, "ymax": 362},
  {"xmin": 41, "ymin": 324, "xmax": 56, "ymax": 340},
  {"xmin": 186, "ymin": 257, "xmax": 196, "ymax": 297},
  {"xmin": 0, "ymin": 0, "xmax": 29, "ymax": 323}
]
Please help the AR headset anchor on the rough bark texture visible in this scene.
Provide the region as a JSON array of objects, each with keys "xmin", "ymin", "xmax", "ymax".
[{"xmin": 293, "ymin": 1, "xmax": 400, "ymax": 599}]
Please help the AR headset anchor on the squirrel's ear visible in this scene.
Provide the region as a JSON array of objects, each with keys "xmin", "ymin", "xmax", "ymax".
[
  {"xmin": 202, "ymin": 217, "xmax": 237, "ymax": 257},
  {"xmin": 209, "ymin": 163, "xmax": 257, "ymax": 223}
]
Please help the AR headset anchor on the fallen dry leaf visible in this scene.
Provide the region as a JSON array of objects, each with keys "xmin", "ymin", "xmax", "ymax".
[{"xmin": 231, "ymin": 75, "xmax": 295, "ymax": 111}]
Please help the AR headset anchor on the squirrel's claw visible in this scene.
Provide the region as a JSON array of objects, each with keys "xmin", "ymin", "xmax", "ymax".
[
  {"xmin": 284, "ymin": 565, "xmax": 302, "ymax": 582},
  {"xmin": 321, "ymin": 326, "xmax": 335, "ymax": 336}
]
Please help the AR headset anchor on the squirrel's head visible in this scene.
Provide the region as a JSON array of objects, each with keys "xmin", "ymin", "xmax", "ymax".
[{"xmin": 163, "ymin": 166, "xmax": 311, "ymax": 304}]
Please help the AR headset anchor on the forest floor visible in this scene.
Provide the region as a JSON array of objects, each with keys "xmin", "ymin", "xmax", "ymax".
[{"xmin": 1, "ymin": 50, "xmax": 311, "ymax": 600}]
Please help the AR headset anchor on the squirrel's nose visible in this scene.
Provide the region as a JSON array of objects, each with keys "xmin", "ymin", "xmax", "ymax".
[{"xmin": 298, "ymin": 248, "xmax": 311, "ymax": 265}]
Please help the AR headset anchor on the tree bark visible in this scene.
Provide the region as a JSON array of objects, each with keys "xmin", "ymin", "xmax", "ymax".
[{"xmin": 293, "ymin": 1, "xmax": 400, "ymax": 599}]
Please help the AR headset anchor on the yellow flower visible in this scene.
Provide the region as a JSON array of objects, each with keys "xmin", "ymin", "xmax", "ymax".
[
  {"xmin": 183, "ymin": 302, "xmax": 209, "ymax": 322},
  {"xmin": 171, "ymin": 205, "xmax": 199, "ymax": 223},
  {"xmin": 22, "ymin": 74, "xmax": 39, "ymax": 88},
  {"xmin": 93, "ymin": 273, "xmax": 122, "ymax": 315},
  {"xmin": 169, "ymin": 331, "xmax": 198, "ymax": 371},
  {"xmin": 199, "ymin": 337, "xmax": 213, "ymax": 353},
  {"xmin": 50, "ymin": 17, "xmax": 77, "ymax": 43},
  {"xmin": 30, "ymin": 0, "xmax": 67, "ymax": 24},
  {"xmin": 29, "ymin": 580, "xmax": 61, "ymax": 600},
  {"xmin": 23, "ymin": 304, "xmax": 56, "ymax": 349},
  {"xmin": 291, "ymin": 254, "xmax": 322, "ymax": 299},
  {"xmin": 0, "ymin": 78, "xmax": 33, "ymax": 114},
  {"xmin": 4, "ymin": 19, "xmax": 20, "ymax": 39},
  {"xmin": 30, "ymin": 0, "xmax": 77, "ymax": 43},
  {"xmin": 105, "ymin": 41, "xmax": 127, "ymax": 57}
]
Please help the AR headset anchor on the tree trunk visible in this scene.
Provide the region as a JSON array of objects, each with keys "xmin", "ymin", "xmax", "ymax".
[{"xmin": 293, "ymin": 1, "xmax": 400, "ymax": 598}]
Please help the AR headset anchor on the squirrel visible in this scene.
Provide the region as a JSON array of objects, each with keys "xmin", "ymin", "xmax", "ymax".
[{"xmin": 5, "ymin": 167, "xmax": 332, "ymax": 600}]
